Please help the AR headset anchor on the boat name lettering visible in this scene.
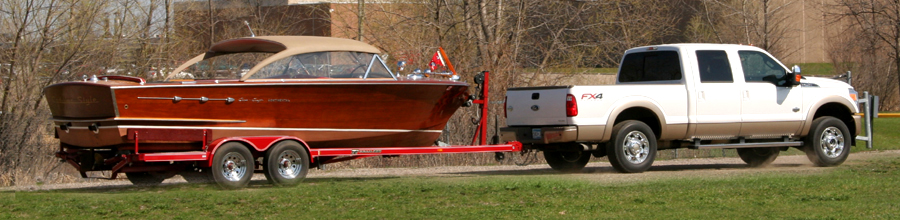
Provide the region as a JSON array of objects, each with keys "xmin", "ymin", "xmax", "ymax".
[
  {"xmin": 51, "ymin": 96, "xmax": 99, "ymax": 106},
  {"xmin": 252, "ymin": 98, "xmax": 264, "ymax": 103},
  {"xmin": 238, "ymin": 98, "xmax": 249, "ymax": 102},
  {"xmin": 350, "ymin": 149, "xmax": 382, "ymax": 155},
  {"xmin": 268, "ymin": 99, "xmax": 290, "ymax": 103}
]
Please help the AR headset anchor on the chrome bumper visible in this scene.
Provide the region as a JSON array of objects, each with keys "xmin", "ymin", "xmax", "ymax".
[{"xmin": 499, "ymin": 126, "xmax": 578, "ymax": 144}]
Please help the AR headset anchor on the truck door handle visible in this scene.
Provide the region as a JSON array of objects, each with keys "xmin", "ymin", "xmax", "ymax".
[{"xmin": 793, "ymin": 107, "xmax": 800, "ymax": 112}]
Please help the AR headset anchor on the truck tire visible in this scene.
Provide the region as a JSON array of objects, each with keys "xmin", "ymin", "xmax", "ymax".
[
  {"xmin": 804, "ymin": 116, "xmax": 851, "ymax": 167},
  {"xmin": 737, "ymin": 148, "xmax": 780, "ymax": 167},
  {"xmin": 125, "ymin": 172, "xmax": 166, "ymax": 185},
  {"xmin": 543, "ymin": 150, "xmax": 591, "ymax": 173},
  {"xmin": 211, "ymin": 142, "xmax": 254, "ymax": 189},
  {"xmin": 607, "ymin": 120, "xmax": 657, "ymax": 173},
  {"xmin": 263, "ymin": 141, "xmax": 310, "ymax": 186}
]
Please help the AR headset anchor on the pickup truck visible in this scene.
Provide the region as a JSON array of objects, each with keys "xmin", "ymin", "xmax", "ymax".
[{"xmin": 500, "ymin": 44, "xmax": 861, "ymax": 173}]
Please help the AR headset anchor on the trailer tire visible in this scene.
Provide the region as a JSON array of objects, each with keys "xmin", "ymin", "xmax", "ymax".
[
  {"xmin": 607, "ymin": 120, "xmax": 656, "ymax": 173},
  {"xmin": 804, "ymin": 116, "xmax": 851, "ymax": 167},
  {"xmin": 543, "ymin": 150, "xmax": 590, "ymax": 173},
  {"xmin": 263, "ymin": 141, "xmax": 310, "ymax": 186},
  {"xmin": 125, "ymin": 172, "xmax": 166, "ymax": 185},
  {"xmin": 737, "ymin": 147, "xmax": 780, "ymax": 167},
  {"xmin": 211, "ymin": 142, "xmax": 254, "ymax": 189}
]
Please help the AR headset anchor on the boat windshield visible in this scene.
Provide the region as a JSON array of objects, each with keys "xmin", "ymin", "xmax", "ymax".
[
  {"xmin": 171, "ymin": 52, "xmax": 270, "ymax": 80},
  {"xmin": 249, "ymin": 51, "xmax": 394, "ymax": 79}
]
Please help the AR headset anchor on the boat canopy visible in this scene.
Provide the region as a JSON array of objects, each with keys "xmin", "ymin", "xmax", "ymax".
[{"xmin": 165, "ymin": 36, "xmax": 383, "ymax": 80}]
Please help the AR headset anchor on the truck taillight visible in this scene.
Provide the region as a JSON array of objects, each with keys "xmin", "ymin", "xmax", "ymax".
[{"xmin": 566, "ymin": 94, "xmax": 578, "ymax": 117}]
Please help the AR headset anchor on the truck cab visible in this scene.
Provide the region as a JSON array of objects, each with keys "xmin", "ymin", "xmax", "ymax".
[{"xmin": 501, "ymin": 44, "xmax": 861, "ymax": 173}]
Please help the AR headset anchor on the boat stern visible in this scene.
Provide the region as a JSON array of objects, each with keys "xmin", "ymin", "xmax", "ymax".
[{"xmin": 44, "ymin": 82, "xmax": 124, "ymax": 147}]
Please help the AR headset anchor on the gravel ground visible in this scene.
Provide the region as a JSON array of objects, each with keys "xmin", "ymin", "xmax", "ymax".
[{"xmin": 4, "ymin": 150, "xmax": 898, "ymax": 191}]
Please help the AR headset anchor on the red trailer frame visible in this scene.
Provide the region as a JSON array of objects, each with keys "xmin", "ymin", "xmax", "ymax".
[{"xmin": 56, "ymin": 71, "xmax": 521, "ymax": 182}]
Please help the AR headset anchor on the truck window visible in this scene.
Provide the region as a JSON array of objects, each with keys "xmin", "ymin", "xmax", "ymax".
[
  {"xmin": 696, "ymin": 50, "xmax": 733, "ymax": 83},
  {"xmin": 619, "ymin": 51, "xmax": 682, "ymax": 83},
  {"xmin": 738, "ymin": 51, "xmax": 787, "ymax": 85}
]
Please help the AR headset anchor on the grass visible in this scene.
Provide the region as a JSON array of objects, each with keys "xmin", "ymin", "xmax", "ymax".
[
  {"xmin": 3, "ymin": 154, "xmax": 900, "ymax": 219},
  {"xmin": 1, "ymin": 116, "xmax": 896, "ymax": 219},
  {"xmin": 867, "ymin": 117, "xmax": 900, "ymax": 151},
  {"xmin": 794, "ymin": 63, "xmax": 837, "ymax": 76}
]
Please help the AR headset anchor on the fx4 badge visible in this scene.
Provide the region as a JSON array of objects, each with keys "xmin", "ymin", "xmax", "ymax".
[{"xmin": 581, "ymin": 93, "xmax": 603, "ymax": 100}]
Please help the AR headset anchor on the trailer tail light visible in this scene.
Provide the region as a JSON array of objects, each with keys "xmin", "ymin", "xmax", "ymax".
[
  {"xmin": 566, "ymin": 94, "xmax": 578, "ymax": 117},
  {"xmin": 504, "ymin": 96, "xmax": 508, "ymax": 118}
]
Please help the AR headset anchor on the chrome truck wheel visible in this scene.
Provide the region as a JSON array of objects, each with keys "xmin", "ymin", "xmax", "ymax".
[
  {"xmin": 263, "ymin": 141, "xmax": 310, "ymax": 186},
  {"xmin": 804, "ymin": 116, "xmax": 851, "ymax": 167},
  {"xmin": 211, "ymin": 142, "xmax": 254, "ymax": 189},
  {"xmin": 607, "ymin": 120, "xmax": 657, "ymax": 173}
]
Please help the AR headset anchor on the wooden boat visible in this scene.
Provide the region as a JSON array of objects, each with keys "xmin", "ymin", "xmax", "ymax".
[{"xmin": 44, "ymin": 36, "xmax": 470, "ymax": 153}]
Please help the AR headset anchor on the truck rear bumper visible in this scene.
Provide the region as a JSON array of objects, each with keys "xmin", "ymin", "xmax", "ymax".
[{"xmin": 500, "ymin": 126, "xmax": 578, "ymax": 144}]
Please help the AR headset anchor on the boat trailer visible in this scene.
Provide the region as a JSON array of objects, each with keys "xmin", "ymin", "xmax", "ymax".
[{"xmin": 55, "ymin": 71, "xmax": 522, "ymax": 186}]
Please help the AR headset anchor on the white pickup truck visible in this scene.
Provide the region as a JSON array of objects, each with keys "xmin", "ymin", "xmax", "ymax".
[{"xmin": 501, "ymin": 44, "xmax": 861, "ymax": 173}]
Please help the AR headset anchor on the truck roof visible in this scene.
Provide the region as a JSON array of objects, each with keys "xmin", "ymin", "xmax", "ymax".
[{"xmin": 625, "ymin": 43, "xmax": 767, "ymax": 53}]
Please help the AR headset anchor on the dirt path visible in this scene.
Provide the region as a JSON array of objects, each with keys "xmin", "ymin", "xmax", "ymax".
[{"xmin": 5, "ymin": 150, "xmax": 899, "ymax": 191}]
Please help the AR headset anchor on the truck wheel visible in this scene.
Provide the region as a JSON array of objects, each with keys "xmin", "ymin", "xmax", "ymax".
[
  {"xmin": 543, "ymin": 150, "xmax": 590, "ymax": 173},
  {"xmin": 211, "ymin": 142, "xmax": 254, "ymax": 189},
  {"xmin": 125, "ymin": 172, "xmax": 166, "ymax": 185},
  {"xmin": 263, "ymin": 141, "xmax": 310, "ymax": 186},
  {"xmin": 737, "ymin": 148, "xmax": 779, "ymax": 167},
  {"xmin": 607, "ymin": 120, "xmax": 657, "ymax": 173},
  {"xmin": 804, "ymin": 116, "xmax": 851, "ymax": 167}
]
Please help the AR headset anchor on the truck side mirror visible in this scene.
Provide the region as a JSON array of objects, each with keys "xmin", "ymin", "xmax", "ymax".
[{"xmin": 785, "ymin": 65, "xmax": 802, "ymax": 87}]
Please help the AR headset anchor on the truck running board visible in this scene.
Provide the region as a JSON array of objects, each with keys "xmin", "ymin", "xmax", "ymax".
[{"xmin": 690, "ymin": 140, "xmax": 803, "ymax": 149}]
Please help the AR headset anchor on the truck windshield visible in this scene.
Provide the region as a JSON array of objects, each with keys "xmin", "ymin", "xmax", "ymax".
[{"xmin": 618, "ymin": 51, "xmax": 682, "ymax": 83}]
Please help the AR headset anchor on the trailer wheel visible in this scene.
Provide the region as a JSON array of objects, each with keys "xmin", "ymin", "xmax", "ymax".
[
  {"xmin": 543, "ymin": 150, "xmax": 590, "ymax": 173},
  {"xmin": 211, "ymin": 142, "xmax": 254, "ymax": 189},
  {"xmin": 737, "ymin": 148, "xmax": 780, "ymax": 167},
  {"xmin": 263, "ymin": 141, "xmax": 310, "ymax": 186},
  {"xmin": 804, "ymin": 116, "xmax": 851, "ymax": 167},
  {"xmin": 125, "ymin": 172, "xmax": 166, "ymax": 185},
  {"xmin": 607, "ymin": 120, "xmax": 657, "ymax": 173}
]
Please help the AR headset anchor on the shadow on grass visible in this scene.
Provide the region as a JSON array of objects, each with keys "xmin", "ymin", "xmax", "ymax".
[
  {"xmin": 447, "ymin": 162, "xmax": 809, "ymax": 176},
  {"xmin": 23, "ymin": 176, "xmax": 401, "ymax": 193}
]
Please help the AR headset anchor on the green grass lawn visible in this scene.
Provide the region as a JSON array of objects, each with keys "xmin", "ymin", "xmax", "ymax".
[
  {"xmin": 1, "ymin": 116, "xmax": 896, "ymax": 219},
  {"xmin": 795, "ymin": 63, "xmax": 837, "ymax": 76},
  {"xmin": 867, "ymin": 117, "xmax": 900, "ymax": 151},
  {"xmin": 3, "ymin": 155, "xmax": 900, "ymax": 219}
]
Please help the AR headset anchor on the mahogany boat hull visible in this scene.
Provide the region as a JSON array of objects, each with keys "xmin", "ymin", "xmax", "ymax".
[{"xmin": 45, "ymin": 79, "xmax": 470, "ymax": 150}]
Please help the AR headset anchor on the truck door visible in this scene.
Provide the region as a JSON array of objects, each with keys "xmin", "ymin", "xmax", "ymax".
[
  {"xmin": 736, "ymin": 50, "xmax": 804, "ymax": 137},
  {"xmin": 692, "ymin": 50, "xmax": 742, "ymax": 139}
]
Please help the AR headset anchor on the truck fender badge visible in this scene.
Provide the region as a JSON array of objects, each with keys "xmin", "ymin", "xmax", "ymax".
[
  {"xmin": 582, "ymin": 93, "xmax": 603, "ymax": 100},
  {"xmin": 531, "ymin": 105, "xmax": 539, "ymax": 111}
]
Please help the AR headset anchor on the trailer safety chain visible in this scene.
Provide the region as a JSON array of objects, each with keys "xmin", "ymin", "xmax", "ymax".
[{"xmin": 511, "ymin": 149, "xmax": 539, "ymax": 166}]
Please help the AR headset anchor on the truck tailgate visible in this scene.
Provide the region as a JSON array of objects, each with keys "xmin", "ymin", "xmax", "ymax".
[{"xmin": 506, "ymin": 86, "xmax": 571, "ymax": 126}]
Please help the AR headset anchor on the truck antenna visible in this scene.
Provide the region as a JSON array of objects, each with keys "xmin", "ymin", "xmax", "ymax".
[{"xmin": 243, "ymin": 20, "xmax": 256, "ymax": 37}]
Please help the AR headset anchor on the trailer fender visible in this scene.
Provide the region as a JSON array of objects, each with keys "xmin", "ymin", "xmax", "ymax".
[{"xmin": 206, "ymin": 136, "xmax": 313, "ymax": 167}]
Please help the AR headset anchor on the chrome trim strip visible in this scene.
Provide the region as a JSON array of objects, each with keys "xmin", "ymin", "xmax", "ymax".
[
  {"xmin": 110, "ymin": 81, "xmax": 465, "ymax": 89},
  {"xmin": 693, "ymin": 141, "xmax": 803, "ymax": 149},
  {"xmin": 50, "ymin": 118, "xmax": 116, "ymax": 123},
  {"xmin": 50, "ymin": 117, "xmax": 246, "ymax": 123},
  {"xmin": 115, "ymin": 125, "xmax": 443, "ymax": 133}
]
